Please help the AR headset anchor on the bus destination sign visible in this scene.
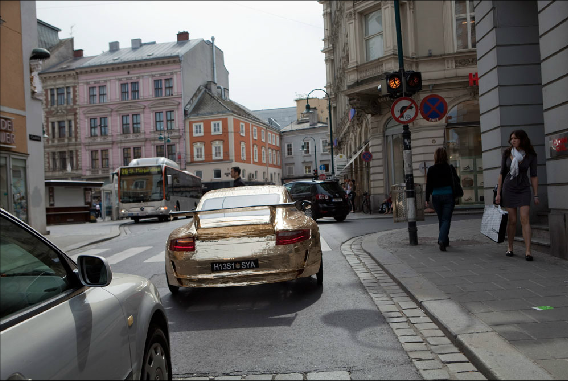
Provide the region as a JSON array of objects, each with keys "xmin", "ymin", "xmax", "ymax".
[{"xmin": 120, "ymin": 166, "xmax": 162, "ymax": 176}]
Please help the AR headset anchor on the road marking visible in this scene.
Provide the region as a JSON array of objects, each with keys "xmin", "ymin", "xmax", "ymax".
[
  {"xmin": 144, "ymin": 251, "xmax": 165, "ymax": 263},
  {"xmin": 320, "ymin": 236, "xmax": 331, "ymax": 252},
  {"xmin": 70, "ymin": 249, "xmax": 109, "ymax": 262},
  {"xmin": 106, "ymin": 246, "xmax": 153, "ymax": 265}
]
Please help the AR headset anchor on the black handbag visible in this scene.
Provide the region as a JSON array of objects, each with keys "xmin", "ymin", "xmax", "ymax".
[{"xmin": 450, "ymin": 165, "xmax": 464, "ymax": 198}]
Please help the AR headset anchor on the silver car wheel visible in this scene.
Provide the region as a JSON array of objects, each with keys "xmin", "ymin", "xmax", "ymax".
[{"xmin": 143, "ymin": 340, "xmax": 169, "ymax": 380}]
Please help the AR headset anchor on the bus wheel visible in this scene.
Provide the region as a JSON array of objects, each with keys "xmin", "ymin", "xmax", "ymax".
[{"xmin": 133, "ymin": 218, "xmax": 140, "ymax": 224}]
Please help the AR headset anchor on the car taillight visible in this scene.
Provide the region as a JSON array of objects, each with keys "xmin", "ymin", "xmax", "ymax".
[
  {"xmin": 276, "ymin": 229, "xmax": 311, "ymax": 245},
  {"xmin": 316, "ymin": 194, "xmax": 329, "ymax": 200},
  {"xmin": 169, "ymin": 237, "xmax": 195, "ymax": 251}
]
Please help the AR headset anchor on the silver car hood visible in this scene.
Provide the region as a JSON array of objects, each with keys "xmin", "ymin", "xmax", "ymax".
[{"xmin": 103, "ymin": 273, "xmax": 161, "ymax": 305}]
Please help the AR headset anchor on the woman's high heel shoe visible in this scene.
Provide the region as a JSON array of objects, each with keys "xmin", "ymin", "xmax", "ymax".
[
  {"xmin": 525, "ymin": 254, "xmax": 534, "ymax": 261},
  {"xmin": 506, "ymin": 251, "xmax": 514, "ymax": 257}
]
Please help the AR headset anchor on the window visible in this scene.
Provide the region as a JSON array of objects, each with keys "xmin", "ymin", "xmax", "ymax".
[
  {"xmin": 50, "ymin": 88, "xmax": 55, "ymax": 106},
  {"xmin": 51, "ymin": 121, "xmax": 56, "ymax": 137},
  {"xmin": 121, "ymin": 115, "xmax": 130, "ymax": 134},
  {"xmin": 100, "ymin": 117, "xmax": 108, "ymax": 136},
  {"xmin": 156, "ymin": 145, "xmax": 164, "ymax": 158},
  {"xmin": 123, "ymin": 148, "xmax": 131, "ymax": 166},
  {"xmin": 274, "ymin": 151, "xmax": 278, "ymax": 164},
  {"xmin": 271, "ymin": 133, "xmax": 275, "ymax": 145},
  {"xmin": 195, "ymin": 170, "xmax": 202, "ymax": 178},
  {"xmin": 277, "ymin": 152, "xmax": 280, "ymax": 165},
  {"xmin": 270, "ymin": 173, "xmax": 273, "ymax": 183},
  {"xmin": 214, "ymin": 169, "xmax": 222, "ymax": 179},
  {"xmin": 57, "ymin": 87, "xmax": 65, "ymax": 105},
  {"xmin": 101, "ymin": 149, "xmax": 109, "ymax": 168},
  {"xmin": 304, "ymin": 165, "xmax": 312, "ymax": 175},
  {"xmin": 165, "ymin": 78, "xmax": 173, "ymax": 96},
  {"xmin": 90, "ymin": 118, "xmax": 98, "ymax": 137},
  {"xmin": 276, "ymin": 135, "xmax": 279, "ymax": 146},
  {"xmin": 69, "ymin": 150, "xmax": 74, "ymax": 169},
  {"xmin": 455, "ymin": 0, "xmax": 476, "ymax": 50},
  {"xmin": 322, "ymin": 139, "xmax": 329, "ymax": 153},
  {"xmin": 303, "ymin": 141, "xmax": 310, "ymax": 154},
  {"xmin": 66, "ymin": 86, "xmax": 71, "ymax": 105},
  {"xmin": 132, "ymin": 114, "xmax": 141, "ymax": 133},
  {"xmin": 131, "ymin": 82, "xmax": 139, "ymax": 100},
  {"xmin": 121, "ymin": 83, "xmax": 129, "ymax": 101},
  {"xmin": 365, "ymin": 9, "xmax": 383, "ymax": 61},
  {"xmin": 213, "ymin": 142, "xmax": 223, "ymax": 159},
  {"xmin": 58, "ymin": 121, "xmax": 65, "ymax": 138},
  {"xmin": 68, "ymin": 120, "xmax": 73, "ymax": 138},
  {"xmin": 263, "ymin": 171, "xmax": 266, "ymax": 180},
  {"xmin": 0, "ymin": 217, "xmax": 74, "ymax": 320},
  {"xmin": 193, "ymin": 123, "xmax": 203, "ymax": 136},
  {"xmin": 253, "ymin": 127, "xmax": 257, "ymax": 139},
  {"xmin": 154, "ymin": 79, "xmax": 163, "ymax": 97},
  {"xmin": 286, "ymin": 143, "xmax": 293, "ymax": 156},
  {"xmin": 240, "ymin": 123, "xmax": 245, "ymax": 136},
  {"xmin": 255, "ymin": 170, "xmax": 258, "ymax": 179},
  {"xmin": 91, "ymin": 150, "xmax": 99, "ymax": 169},
  {"xmin": 212, "ymin": 121, "xmax": 221, "ymax": 134},
  {"xmin": 286, "ymin": 165, "xmax": 294, "ymax": 176},
  {"xmin": 262, "ymin": 147, "xmax": 266, "ymax": 163},
  {"xmin": 242, "ymin": 169, "xmax": 246, "ymax": 178},
  {"xmin": 58, "ymin": 151, "xmax": 66, "ymax": 170},
  {"xmin": 89, "ymin": 87, "xmax": 96, "ymax": 104},
  {"xmin": 241, "ymin": 142, "xmax": 246, "ymax": 160},
  {"xmin": 51, "ymin": 152, "xmax": 57, "ymax": 170},
  {"xmin": 193, "ymin": 143, "xmax": 204, "ymax": 161},
  {"xmin": 261, "ymin": 129, "xmax": 265, "ymax": 142},
  {"xmin": 268, "ymin": 149, "xmax": 272, "ymax": 164},
  {"xmin": 133, "ymin": 146, "xmax": 141, "ymax": 159},
  {"xmin": 254, "ymin": 146, "xmax": 258, "ymax": 162},
  {"xmin": 98, "ymin": 85, "xmax": 107, "ymax": 103},
  {"xmin": 166, "ymin": 111, "xmax": 174, "ymax": 130},
  {"xmin": 167, "ymin": 145, "xmax": 176, "ymax": 161},
  {"xmin": 155, "ymin": 112, "xmax": 164, "ymax": 131}
]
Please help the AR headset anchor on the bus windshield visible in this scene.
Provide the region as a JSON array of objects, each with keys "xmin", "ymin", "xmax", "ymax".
[{"xmin": 119, "ymin": 166, "xmax": 164, "ymax": 203}]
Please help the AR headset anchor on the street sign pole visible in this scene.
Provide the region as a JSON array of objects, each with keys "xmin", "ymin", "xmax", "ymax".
[{"xmin": 394, "ymin": 0, "xmax": 418, "ymax": 245}]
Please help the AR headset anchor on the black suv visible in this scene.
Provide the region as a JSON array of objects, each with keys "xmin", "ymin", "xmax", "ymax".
[{"xmin": 285, "ymin": 180, "xmax": 350, "ymax": 221}]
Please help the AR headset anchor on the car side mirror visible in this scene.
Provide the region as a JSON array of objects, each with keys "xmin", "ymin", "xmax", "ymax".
[
  {"xmin": 295, "ymin": 200, "xmax": 311, "ymax": 211},
  {"xmin": 76, "ymin": 255, "xmax": 112, "ymax": 287}
]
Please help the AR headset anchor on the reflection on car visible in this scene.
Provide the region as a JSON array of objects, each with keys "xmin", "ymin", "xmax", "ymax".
[
  {"xmin": 165, "ymin": 185, "xmax": 323, "ymax": 292},
  {"xmin": 285, "ymin": 180, "xmax": 350, "ymax": 221},
  {"xmin": 0, "ymin": 208, "xmax": 172, "ymax": 380}
]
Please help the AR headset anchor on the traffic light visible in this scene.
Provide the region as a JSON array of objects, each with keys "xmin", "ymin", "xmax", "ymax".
[
  {"xmin": 384, "ymin": 71, "xmax": 403, "ymax": 98},
  {"xmin": 404, "ymin": 71, "xmax": 422, "ymax": 95}
]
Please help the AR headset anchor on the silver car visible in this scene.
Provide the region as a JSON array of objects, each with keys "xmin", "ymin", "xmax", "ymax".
[{"xmin": 0, "ymin": 208, "xmax": 171, "ymax": 380}]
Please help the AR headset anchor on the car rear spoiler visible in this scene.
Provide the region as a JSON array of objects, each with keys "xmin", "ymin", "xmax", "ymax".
[{"xmin": 169, "ymin": 201, "xmax": 309, "ymax": 219}]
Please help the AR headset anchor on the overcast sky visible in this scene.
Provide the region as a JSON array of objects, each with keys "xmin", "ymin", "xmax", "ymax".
[{"xmin": 36, "ymin": 1, "xmax": 326, "ymax": 111}]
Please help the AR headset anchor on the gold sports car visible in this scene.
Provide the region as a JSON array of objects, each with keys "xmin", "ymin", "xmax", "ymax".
[{"xmin": 165, "ymin": 185, "xmax": 323, "ymax": 293}]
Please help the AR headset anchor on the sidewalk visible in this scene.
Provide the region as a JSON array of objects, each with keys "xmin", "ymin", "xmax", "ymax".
[
  {"xmin": 357, "ymin": 217, "xmax": 568, "ymax": 380},
  {"xmin": 46, "ymin": 217, "xmax": 130, "ymax": 252}
]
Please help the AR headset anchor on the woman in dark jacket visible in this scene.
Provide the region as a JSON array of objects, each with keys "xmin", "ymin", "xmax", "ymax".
[
  {"xmin": 495, "ymin": 130, "xmax": 539, "ymax": 261},
  {"xmin": 425, "ymin": 147, "xmax": 458, "ymax": 251}
]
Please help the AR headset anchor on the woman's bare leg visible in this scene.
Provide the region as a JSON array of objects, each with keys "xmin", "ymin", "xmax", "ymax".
[
  {"xmin": 520, "ymin": 205, "xmax": 531, "ymax": 255},
  {"xmin": 506, "ymin": 208, "xmax": 517, "ymax": 252}
]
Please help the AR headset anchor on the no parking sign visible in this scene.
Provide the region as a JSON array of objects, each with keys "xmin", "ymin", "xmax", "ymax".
[{"xmin": 420, "ymin": 94, "xmax": 448, "ymax": 122}]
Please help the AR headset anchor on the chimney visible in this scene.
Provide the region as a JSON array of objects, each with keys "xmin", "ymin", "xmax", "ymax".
[
  {"xmin": 309, "ymin": 108, "xmax": 318, "ymax": 127},
  {"xmin": 211, "ymin": 36, "xmax": 217, "ymax": 84},
  {"xmin": 109, "ymin": 41, "xmax": 120, "ymax": 52},
  {"xmin": 73, "ymin": 49, "xmax": 83, "ymax": 58},
  {"xmin": 177, "ymin": 31, "xmax": 189, "ymax": 41},
  {"xmin": 131, "ymin": 39, "xmax": 141, "ymax": 49}
]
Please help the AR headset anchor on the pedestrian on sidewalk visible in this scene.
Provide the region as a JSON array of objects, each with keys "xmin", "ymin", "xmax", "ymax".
[
  {"xmin": 495, "ymin": 129, "xmax": 539, "ymax": 261},
  {"xmin": 230, "ymin": 166, "xmax": 246, "ymax": 187},
  {"xmin": 425, "ymin": 147, "xmax": 457, "ymax": 251}
]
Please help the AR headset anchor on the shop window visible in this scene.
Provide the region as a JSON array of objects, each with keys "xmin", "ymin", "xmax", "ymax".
[{"xmin": 11, "ymin": 158, "xmax": 28, "ymax": 222}]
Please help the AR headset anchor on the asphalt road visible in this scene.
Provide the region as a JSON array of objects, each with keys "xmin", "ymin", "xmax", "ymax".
[{"xmin": 67, "ymin": 213, "xmax": 478, "ymax": 379}]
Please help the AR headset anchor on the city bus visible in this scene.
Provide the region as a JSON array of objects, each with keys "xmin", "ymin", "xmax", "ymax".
[{"xmin": 118, "ymin": 157, "xmax": 202, "ymax": 223}]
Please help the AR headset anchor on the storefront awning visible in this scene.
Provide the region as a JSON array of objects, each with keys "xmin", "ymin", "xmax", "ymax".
[{"xmin": 337, "ymin": 142, "xmax": 369, "ymax": 176}]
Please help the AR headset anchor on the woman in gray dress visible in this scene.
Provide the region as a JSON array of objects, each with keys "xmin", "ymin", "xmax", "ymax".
[{"xmin": 495, "ymin": 130, "xmax": 539, "ymax": 261}]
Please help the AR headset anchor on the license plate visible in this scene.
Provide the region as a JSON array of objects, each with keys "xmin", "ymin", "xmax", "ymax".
[
  {"xmin": 333, "ymin": 198, "xmax": 343, "ymax": 202},
  {"xmin": 211, "ymin": 260, "xmax": 259, "ymax": 272}
]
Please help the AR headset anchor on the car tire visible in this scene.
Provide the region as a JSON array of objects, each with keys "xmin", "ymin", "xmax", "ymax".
[
  {"xmin": 334, "ymin": 214, "xmax": 346, "ymax": 222},
  {"xmin": 316, "ymin": 257, "xmax": 323, "ymax": 286},
  {"xmin": 141, "ymin": 325, "xmax": 171, "ymax": 380},
  {"xmin": 168, "ymin": 283, "xmax": 179, "ymax": 294}
]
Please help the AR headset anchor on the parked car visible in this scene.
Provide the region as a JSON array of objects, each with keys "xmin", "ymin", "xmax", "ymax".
[
  {"xmin": 165, "ymin": 185, "xmax": 323, "ymax": 293},
  {"xmin": 284, "ymin": 180, "xmax": 350, "ymax": 221},
  {"xmin": 0, "ymin": 208, "xmax": 171, "ymax": 380}
]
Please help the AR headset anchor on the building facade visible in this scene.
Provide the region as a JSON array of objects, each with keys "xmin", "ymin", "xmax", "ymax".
[
  {"xmin": 185, "ymin": 83, "xmax": 282, "ymax": 190},
  {"xmin": 474, "ymin": 0, "xmax": 568, "ymax": 259},
  {"xmin": 321, "ymin": 0, "xmax": 480, "ymax": 210},
  {"xmin": 0, "ymin": 0, "xmax": 48, "ymax": 233}
]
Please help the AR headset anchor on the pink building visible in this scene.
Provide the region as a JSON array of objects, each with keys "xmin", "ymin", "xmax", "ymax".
[{"xmin": 76, "ymin": 32, "xmax": 229, "ymax": 182}]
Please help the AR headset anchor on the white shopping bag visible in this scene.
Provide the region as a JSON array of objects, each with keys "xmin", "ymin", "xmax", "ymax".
[{"xmin": 480, "ymin": 205, "xmax": 508, "ymax": 243}]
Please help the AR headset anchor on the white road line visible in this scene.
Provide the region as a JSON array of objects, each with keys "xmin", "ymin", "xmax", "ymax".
[
  {"xmin": 144, "ymin": 251, "xmax": 165, "ymax": 263},
  {"xmin": 70, "ymin": 249, "xmax": 110, "ymax": 262},
  {"xmin": 320, "ymin": 236, "xmax": 331, "ymax": 252},
  {"xmin": 106, "ymin": 246, "xmax": 153, "ymax": 265}
]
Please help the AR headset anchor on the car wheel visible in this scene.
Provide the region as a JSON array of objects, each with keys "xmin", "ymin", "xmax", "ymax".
[
  {"xmin": 168, "ymin": 283, "xmax": 179, "ymax": 294},
  {"xmin": 334, "ymin": 214, "xmax": 346, "ymax": 222},
  {"xmin": 141, "ymin": 326, "xmax": 171, "ymax": 380},
  {"xmin": 316, "ymin": 257, "xmax": 323, "ymax": 286}
]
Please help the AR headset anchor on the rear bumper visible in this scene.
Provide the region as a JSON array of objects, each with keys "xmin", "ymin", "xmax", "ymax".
[{"xmin": 314, "ymin": 203, "xmax": 350, "ymax": 216}]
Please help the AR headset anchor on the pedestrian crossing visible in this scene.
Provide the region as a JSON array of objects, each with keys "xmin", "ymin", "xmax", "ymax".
[{"xmin": 69, "ymin": 236, "xmax": 332, "ymax": 265}]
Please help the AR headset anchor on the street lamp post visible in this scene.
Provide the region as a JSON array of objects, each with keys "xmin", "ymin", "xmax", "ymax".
[
  {"xmin": 302, "ymin": 136, "xmax": 317, "ymax": 178},
  {"xmin": 304, "ymin": 89, "xmax": 334, "ymax": 177}
]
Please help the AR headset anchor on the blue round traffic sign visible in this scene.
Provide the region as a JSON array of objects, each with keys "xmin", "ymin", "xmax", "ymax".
[{"xmin": 420, "ymin": 94, "xmax": 448, "ymax": 122}]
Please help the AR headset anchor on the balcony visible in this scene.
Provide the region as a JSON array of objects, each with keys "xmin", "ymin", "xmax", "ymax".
[
  {"xmin": 45, "ymin": 137, "xmax": 81, "ymax": 146},
  {"xmin": 84, "ymin": 167, "xmax": 111, "ymax": 177}
]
